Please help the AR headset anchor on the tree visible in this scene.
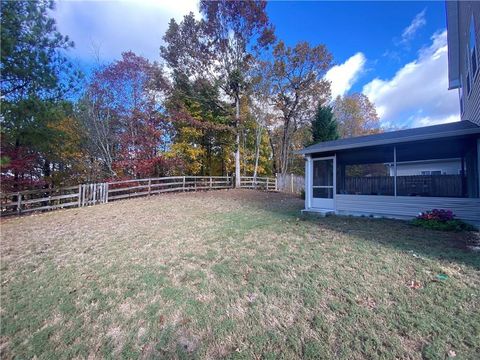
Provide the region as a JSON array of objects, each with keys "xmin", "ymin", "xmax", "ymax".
[
  {"xmin": 333, "ymin": 93, "xmax": 381, "ymax": 138},
  {"xmin": 269, "ymin": 41, "xmax": 332, "ymax": 174},
  {"xmin": 79, "ymin": 52, "xmax": 177, "ymax": 179},
  {"xmin": 308, "ymin": 105, "xmax": 339, "ymax": 145},
  {"xmin": 165, "ymin": 75, "xmax": 233, "ymax": 176},
  {"xmin": 161, "ymin": 1, "xmax": 275, "ymax": 186},
  {"xmin": 249, "ymin": 72, "xmax": 276, "ymax": 180},
  {"xmin": 1, "ymin": 0, "xmax": 81, "ymax": 191},
  {"xmin": 1, "ymin": 0, "xmax": 80, "ymax": 100},
  {"xmin": 0, "ymin": 101, "xmax": 86, "ymax": 191},
  {"xmin": 77, "ymin": 90, "xmax": 117, "ymax": 177}
]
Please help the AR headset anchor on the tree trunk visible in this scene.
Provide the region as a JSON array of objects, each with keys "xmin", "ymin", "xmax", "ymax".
[
  {"xmin": 253, "ymin": 126, "xmax": 261, "ymax": 182},
  {"xmin": 235, "ymin": 95, "xmax": 241, "ymax": 187},
  {"xmin": 267, "ymin": 129, "xmax": 277, "ymax": 174},
  {"xmin": 279, "ymin": 118, "xmax": 291, "ymax": 174}
]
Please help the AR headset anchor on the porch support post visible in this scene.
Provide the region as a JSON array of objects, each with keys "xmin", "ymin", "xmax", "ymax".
[
  {"xmin": 393, "ymin": 146, "xmax": 397, "ymax": 197},
  {"xmin": 305, "ymin": 155, "xmax": 312, "ymax": 209}
]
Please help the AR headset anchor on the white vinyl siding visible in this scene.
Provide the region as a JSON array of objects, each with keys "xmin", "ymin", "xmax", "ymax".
[
  {"xmin": 459, "ymin": 2, "xmax": 480, "ymax": 124},
  {"xmin": 336, "ymin": 195, "xmax": 480, "ymax": 227}
]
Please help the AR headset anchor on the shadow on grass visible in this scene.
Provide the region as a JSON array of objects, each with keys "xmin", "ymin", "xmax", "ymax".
[
  {"xmin": 314, "ymin": 215, "xmax": 480, "ymax": 270},
  {"xmin": 244, "ymin": 191, "xmax": 480, "ymax": 270}
]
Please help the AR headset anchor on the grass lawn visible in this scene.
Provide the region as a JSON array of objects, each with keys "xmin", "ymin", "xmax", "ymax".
[{"xmin": 1, "ymin": 189, "xmax": 479, "ymax": 359}]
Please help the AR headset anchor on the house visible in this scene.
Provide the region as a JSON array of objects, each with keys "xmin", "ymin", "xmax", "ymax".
[
  {"xmin": 446, "ymin": 0, "xmax": 480, "ymax": 123},
  {"xmin": 386, "ymin": 158, "xmax": 463, "ymax": 176},
  {"xmin": 299, "ymin": 0, "xmax": 480, "ymax": 226}
]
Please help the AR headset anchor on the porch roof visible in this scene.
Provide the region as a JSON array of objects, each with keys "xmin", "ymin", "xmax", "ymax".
[{"xmin": 299, "ymin": 120, "xmax": 480, "ymax": 155}]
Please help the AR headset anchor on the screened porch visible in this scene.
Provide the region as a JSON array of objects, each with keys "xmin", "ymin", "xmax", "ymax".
[{"xmin": 333, "ymin": 136, "xmax": 479, "ymax": 199}]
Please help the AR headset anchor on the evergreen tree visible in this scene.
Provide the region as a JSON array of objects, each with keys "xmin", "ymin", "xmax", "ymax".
[
  {"xmin": 308, "ymin": 105, "xmax": 339, "ymax": 145},
  {"xmin": 0, "ymin": 0, "xmax": 82, "ymax": 191}
]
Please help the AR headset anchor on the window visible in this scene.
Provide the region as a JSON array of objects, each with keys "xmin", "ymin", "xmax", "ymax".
[
  {"xmin": 466, "ymin": 72, "xmax": 471, "ymax": 95},
  {"xmin": 459, "ymin": 79, "xmax": 464, "ymax": 114},
  {"xmin": 470, "ymin": 16, "xmax": 478, "ymax": 78},
  {"xmin": 420, "ymin": 170, "xmax": 442, "ymax": 175},
  {"xmin": 466, "ymin": 48, "xmax": 472, "ymax": 95}
]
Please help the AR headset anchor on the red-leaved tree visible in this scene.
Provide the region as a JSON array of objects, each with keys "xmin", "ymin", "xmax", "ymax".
[{"xmin": 80, "ymin": 52, "xmax": 183, "ymax": 179}]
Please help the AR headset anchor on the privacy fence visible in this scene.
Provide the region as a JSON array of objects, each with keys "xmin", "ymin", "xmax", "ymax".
[
  {"xmin": 276, "ymin": 173, "xmax": 305, "ymax": 195},
  {"xmin": 0, "ymin": 176, "xmax": 278, "ymax": 216},
  {"xmin": 340, "ymin": 175, "xmax": 465, "ymax": 197}
]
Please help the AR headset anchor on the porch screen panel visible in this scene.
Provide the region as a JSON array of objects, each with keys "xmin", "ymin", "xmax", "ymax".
[
  {"xmin": 313, "ymin": 160, "xmax": 333, "ymax": 186},
  {"xmin": 336, "ymin": 146, "xmax": 394, "ymax": 196},
  {"xmin": 312, "ymin": 159, "xmax": 334, "ymax": 198},
  {"xmin": 395, "ymin": 138, "xmax": 477, "ymax": 198}
]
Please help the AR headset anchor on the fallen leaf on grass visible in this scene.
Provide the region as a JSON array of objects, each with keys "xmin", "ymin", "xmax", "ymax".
[
  {"xmin": 180, "ymin": 317, "xmax": 191, "ymax": 325},
  {"xmin": 447, "ymin": 349, "xmax": 456, "ymax": 357},
  {"xmin": 243, "ymin": 268, "xmax": 251, "ymax": 282},
  {"xmin": 408, "ymin": 280, "xmax": 422, "ymax": 289}
]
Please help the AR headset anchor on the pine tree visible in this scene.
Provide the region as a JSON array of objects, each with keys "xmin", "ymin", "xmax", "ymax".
[{"xmin": 308, "ymin": 105, "xmax": 339, "ymax": 145}]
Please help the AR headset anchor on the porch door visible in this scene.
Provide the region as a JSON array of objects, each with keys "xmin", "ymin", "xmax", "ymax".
[{"xmin": 311, "ymin": 157, "xmax": 335, "ymax": 209}]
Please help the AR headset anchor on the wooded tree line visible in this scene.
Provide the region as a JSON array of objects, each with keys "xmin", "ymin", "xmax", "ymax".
[{"xmin": 0, "ymin": 0, "xmax": 381, "ymax": 192}]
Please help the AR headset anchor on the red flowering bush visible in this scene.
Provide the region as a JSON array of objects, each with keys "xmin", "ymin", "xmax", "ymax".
[
  {"xmin": 417, "ymin": 209, "xmax": 455, "ymax": 222},
  {"xmin": 412, "ymin": 209, "xmax": 476, "ymax": 232}
]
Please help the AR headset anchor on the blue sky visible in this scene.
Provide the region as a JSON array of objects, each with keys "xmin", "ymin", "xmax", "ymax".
[{"xmin": 53, "ymin": 0, "xmax": 459, "ymax": 129}]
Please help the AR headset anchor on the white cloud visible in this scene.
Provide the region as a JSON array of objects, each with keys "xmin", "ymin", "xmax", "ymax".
[
  {"xmin": 53, "ymin": 0, "xmax": 199, "ymax": 62},
  {"xmin": 400, "ymin": 8, "xmax": 427, "ymax": 44},
  {"xmin": 325, "ymin": 52, "xmax": 366, "ymax": 99},
  {"xmin": 362, "ymin": 30, "xmax": 460, "ymax": 128},
  {"xmin": 410, "ymin": 114, "xmax": 460, "ymax": 128}
]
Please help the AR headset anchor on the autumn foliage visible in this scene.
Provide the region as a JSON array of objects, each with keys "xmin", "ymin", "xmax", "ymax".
[{"xmin": 1, "ymin": 0, "xmax": 382, "ymax": 192}]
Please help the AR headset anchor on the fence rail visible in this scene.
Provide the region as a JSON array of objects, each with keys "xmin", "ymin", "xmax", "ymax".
[
  {"xmin": 0, "ymin": 175, "xmax": 277, "ymax": 216},
  {"xmin": 239, "ymin": 176, "xmax": 277, "ymax": 191}
]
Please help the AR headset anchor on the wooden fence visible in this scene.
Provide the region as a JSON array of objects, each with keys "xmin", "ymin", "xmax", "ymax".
[
  {"xmin": 0, "ymin": 175, "xmax": 277, "ymax": 216},
  {"xmin": 276, "ymin": 173, "xmax": 305, "ymax": 194},
  {"xmin": 239, "ymin": 176, "xmax": 277, "ymax": 191}
]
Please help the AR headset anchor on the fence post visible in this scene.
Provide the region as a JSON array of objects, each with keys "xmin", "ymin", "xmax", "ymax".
[
  {"xmin": 78, "ymin": 185, "xmax": 82, "ymax": 207},
  {"xmin": 209, "ymin": 177, "xmax": 212, "ymax": 189},
  {"xmin": 182, "ymin": 176, "xmax": 186, "ymax": 191},
  {"xmin": 266, "ymin": 178, "xmax": 269, "ymax": 191},
  {"xmin": 16, "ymin": 193, "xmax": 22, "ymax": 215},
  {"xmin": 105, "ymin": 183, "xmax": 109, "ymax": 203},
  {"xmin": 275, "ymin": 173, "xmax": 278, "ymax": 191},
  {"xmin": 290, "ymin": 173, "xmax": 294, "ymax": 193},
  {"xmin": 148, "ymin": 179, "xmax": 152, "ymax": 196}
]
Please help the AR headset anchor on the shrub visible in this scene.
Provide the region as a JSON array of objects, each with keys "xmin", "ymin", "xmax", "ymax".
[
  {"xmin": 416, "ymin": 209, "xmax": 454, "ymax": 222},
  {"xmin": 412, "ymin": 209, "xmax": 477, "ymax": 232}
]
